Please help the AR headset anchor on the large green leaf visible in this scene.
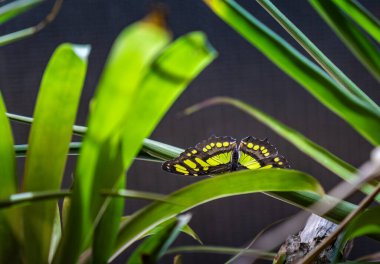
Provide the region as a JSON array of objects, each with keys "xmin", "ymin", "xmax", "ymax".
[
  {"xmin": 184, "ymin": 96, "xmax": 380, "ymax": 202},
  {"xmin": 0, "ymin": 0, "xmax": 43, "ymax": 24},
  {"xmin": 204, "ymin": 0, "xmax": 380, "ymax": 145},
  {"xmin": 53, "ymin": 17, "xmax": 171, "ymax": 264},
  {"xmin": 332, "ymin": 0, "xmax": 380, "ymax": 44},
  {"xmin": 0, "ymin": 94, "xmax": 19, "ymax": 262},
  {"xmin": 22, "ymin": 43, "xmax": 89, "ymax": 263},
  {"xmin": 127, "ymin": 214, "xmax": 192, "ymax": 264},
  {"xmin": 256, "ymin": 0, "xmax": 379, "ymax": 112},
  {"xmin": 310, "ymin": 0, "xmax": 380, "ymax": 82},
  {"xmin": 111, "ymin": 169, "xmax": 324, "ymax": 261}
]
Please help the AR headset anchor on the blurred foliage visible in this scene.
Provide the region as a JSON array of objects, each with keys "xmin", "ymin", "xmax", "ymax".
[{"xmin": 1, "ymin": 0, "xmax": 380, "ymax": 263}]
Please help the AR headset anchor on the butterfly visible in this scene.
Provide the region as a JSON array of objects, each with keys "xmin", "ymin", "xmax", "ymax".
[{"xmin": 162, "ymin": 135, "xmax": 290, "ymax": 176}]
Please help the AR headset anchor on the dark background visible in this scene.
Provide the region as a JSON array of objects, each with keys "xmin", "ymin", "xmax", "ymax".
[{"xmin": 1, "ymin": 0, "xmax": 379, "ymax": 263}]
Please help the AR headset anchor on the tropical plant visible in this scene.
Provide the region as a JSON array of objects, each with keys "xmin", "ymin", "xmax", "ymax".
[{"xmin": 1, "ymin": 0, "xmax": 380, "ymax": 263}]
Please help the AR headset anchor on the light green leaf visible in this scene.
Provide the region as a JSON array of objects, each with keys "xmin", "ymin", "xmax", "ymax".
[
  {"xmin": 184, "ymin": 96, "xmax": 380, "ymax": 202},
  {"xmin": 256, "ymin": 0, "xmax": 379, "ymax": 112},
  {"xmin": 22, "ymin": 43, "xmax": 89, "ymax": 263},
  {"xmin": 0, "ymin": 93, "xmax": 19, "ymax": 262},
  {"xmin": 53, "ymin": 17, "xmax": 171, "ymax": 264},
  {"xmin": 310, "ymin": 0, "xmax": 380, "ymax": 82},
  {"xmin": 127, "ymin": 214, "xmax": 192, "ymax": 264},
  {"xmin": 332, "ymin": 0, "xmax": 380, "ymax": 44},
  {"xmin": 204, "ymin": 0, "xmax": 380, "ymax": 145},
  {"xmin": 0, "ymin": 0, "xmax": 43, "ymax": 24},
  {"xmin": 111, "ymin": 169, "xmax": 324, "ymax": 261}
]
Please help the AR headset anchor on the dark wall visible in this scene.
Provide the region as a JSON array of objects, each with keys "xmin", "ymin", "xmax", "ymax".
[{"xmin": 1, "ymin": 0, "xmax": 379, "ymax": 263}]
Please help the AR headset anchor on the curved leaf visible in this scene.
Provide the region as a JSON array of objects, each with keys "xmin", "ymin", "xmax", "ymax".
[
  {"xmin": 204, "ymin": 0, "xmax": 380, "ymax": 145},
  {"xmin": 127, "ymin": 214, "xmax": 192, "ymax": 264},
  {"xmin": 184, "ymin": 96, "xmax": 380, "ymax": 202},
  {"xmin": 22, "ymin": 43, "xmax": 89, "ymax": 263},
  {"xmin": 256, "ymin": 0, "xmax": 379, "ymax": 112},
  {"xmin": 332, "ymin": 0, "xmax": 380, "ymax": 44},
  {"xmin": 0, "ymin": 0, "xmax": 43, "ymax": 24},
  {"xmin": 111, "ymin": 169, "xmax": 324, "ymax": 261},
  {"xmin": 310, "ymin": 0, "xmax": 380, "ymax": 82}
]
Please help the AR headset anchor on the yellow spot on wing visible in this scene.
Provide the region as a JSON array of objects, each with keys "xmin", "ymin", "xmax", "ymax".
[
  {"xmin": 206, "ymin": 158, "xmax": 220, "ymax": 166},
  {"xmin": 262, "ymin": 149, "xmax": 268, "ymax": 154},
  {"xmin": 174, "ymin": 164, "xmax": 187, "ymax": 170},
  {"xmin": 260, "ymin": 146, "xmax": 265, "ymax": 150},
  {"xmin": 210, "ymin": 143, "xmax": 215, "ymax": 147},
  {"xmin": 264, "ymin": 153, "xmax": 270, "ymax": 157},
  {"xmin": 223, "ymin": 142, "xmax": 229, "ymax": 147},
  {"xmin": 253, "ymin": 145, "xmax": 259, "ymax": 150},
  {"xmin": 261, "ymin": 165, "xmax": 273, "ymax": 169},
  {"xmin": 191, "ymin": 150, "xmax": 197, "ymax": 154},
  {"xmin": 216, "ymin": 142, "xmax": 222, "ymax": 148},
  {"xmin": 203, "ymin": 148, "xmax": 207, "ymax": 152},
  {"xmin": 247, "ymin": 143, "xmax": 253, "ymax": 148},
  {"xmin": 187, "ymin": 153, "xmax": 191, "ymax": 157},
  {"xmin": 274, "ymin": 157, "xmax": 280, "ymax": 162},
  {"xmin": 278, "ymin": 162, "xmax": 283, "ymax": 165},
  {"xmin": 195, "ymin": 158, "xmax": 209, "ymax": 167},
  {"xmin": 206, "ymin": 145, "xmax": 211, "ymax": 149},
  {"xmin": 184, "ymin": 159, "xmax": 197, "ymax": 169}
]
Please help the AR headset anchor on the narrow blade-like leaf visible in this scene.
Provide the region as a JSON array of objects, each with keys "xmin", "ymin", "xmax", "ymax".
[
  {"xmin": 111, "ymin": 169, "xmax": 324, "ymax": 260},
  {"xmin": 204, "ymin": 0, "xmax": 380, "ymax": 145},
  {"xmin": 332, "ymin": 0, "xmax": 380, "ymax": 44},
  {"xmin": 22, "ymin": 43, "xmax": 89, "ymax": 263},
  {"xmin": 0, "ymin": 94, "xmax": 19, "ymax": 262},
  {"xmin": 310, "ymin": 0, "xmax": 380, "ymax": 82},
  {"xmin": 0, "ymin": 0, "xmax": 43, "ymax": 24},
  {"xmin": 127, "ymin": 214, "xmax": 192, "ymax": 264},
  {"xmin": 256, "ymin": 0, "xmax": 379, "ymax": 112}
]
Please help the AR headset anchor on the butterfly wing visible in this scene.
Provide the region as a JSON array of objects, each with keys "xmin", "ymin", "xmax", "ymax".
[
  {"xmin": 238, "ymin": 136, "xmax": 290, "ymax": 169},
  {"xmin": 162, "ymin": 135, "xmax": 237, "ymax": 176}
]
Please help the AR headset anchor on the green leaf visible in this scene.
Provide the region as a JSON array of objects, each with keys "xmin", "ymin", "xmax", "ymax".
[
  {"xmin": 339, "ymin": 207, "xmax": 380, "ymax": 250},
  {"xmin": 0, "ymin": 93, "xmax": 19, "ymax": 262},
  {"xmin": 332, "ymin": 0, "xmax": 380, "ymax": 44},
  {"xmin": 111, "ymin": 169, "xmax": 324, "ymax": 260},
  {"xmin": 204, "ymin": 0, "xmax": 380, "ymax": 145},
  {"xmin": 53, "ymin": 17, "xmax": 171, "ymax": 264},
  {"xmin": 0, "ymin": 0, "xmax": 43, "ymax": 24},
  {"xmin": 256, "ymin": 0, "xmax": 380, "ymax": 112},
  {"xmin": 184, "ymin": 96, "xmax": 380, "ymax": 203},
  {"xmin": 310, "ymin": 0, "xmax": 380, "ymax": 82},
  {"xmin": 165, "ymin": 245, "xmax": 276, "ymax": 260},
  {"xmin": 127, "ymin": 214, "xmax": 192, "ymax": 264},
  {"xmin": 22, "ymin": 43, "xmax": 89, "ymax": 263},
  {"xmin": 92, "ymin": 177, "xmax": 125, "ymax": 264}
]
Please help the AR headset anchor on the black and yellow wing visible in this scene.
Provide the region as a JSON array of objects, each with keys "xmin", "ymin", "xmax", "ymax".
[
  {"xmin": 162, "ymin": 135, "xmax": 237, "ymax": 176},
  {"xmin": 238, "ymin": 136, "xmax": 290, "ymax": 169}
]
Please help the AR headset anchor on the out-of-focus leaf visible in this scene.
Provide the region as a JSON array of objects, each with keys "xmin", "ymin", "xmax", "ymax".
[
  {"xmin": 337, "ymin": 207, "xmax": 380, "ymax": 255},
  {"xmin": 184, "ymin": 96, "xmax": 380, "ymax": 203},
  {"xmin": 310, "ymin": 0, "xmax": 380, "ymax": 82},
  {"xmin": 256, "ymin": 0, "xmax": 379, "ymax": 112},
  {"xmin": 53, "ymin": 16, "xmax": 171, "ymax": 264},
  {"xmin": 204, "ymin": 0, "xmax": 380, "ymax": 145},
  {"xmin": 0, "ymin": 0, "xmax": 43, "ymax": 24},
  {"xmin": 92, "ymin": 177, "xmax": 125, "ymax": 264},
  {"xmin": 0, "ymin": 93, "xmax": 19, "ymax": 262},
  {"xmin": 332, "ymin": 0, "xmax": 380, "ymax": 44},
  {"xmin": 165, "ymin": 245, "xmax": 276, "ymax": 260},
  {"xmin": 22, "ymin": 43, "xmax": 88, "ymax": 263},
  {"xmin": 127, "ymin": 214, "xmax": 192, "ymax": 264},
  {"xmin": 49, "ymin": 206, "xmax": 61, "ymax": 263},
  {"xmin": 111, "ymin": 169, "xmax": 324, "ymax": 261}
]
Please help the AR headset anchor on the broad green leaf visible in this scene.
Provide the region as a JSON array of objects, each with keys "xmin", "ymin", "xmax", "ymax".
[
  {"xmin": 53, "ymin": 17, "xmax": 171, "ymax": 264},
  {"xmin": 127, "ymin": 214, "xmax": 192, "ymax": 264},
  {"xmin": 93, "ymin": 177, "xmax": 125, "ymax": 264},
  {"xmin": 0, "ymin": 0, "xmax": 43, "ymax": 24},
  {"xmin": 22, "ymin": 43, "xmax": 89, "ymax": 263},
  {"xmin": 165, "ymin": 245, "xmax": 276, "ymax": 260},
  {"xmin": 256, "ymin": 0, "xmax": 379, "ymax": 112},
  {"xmin": 184, "ymin": 96, "xmax": 380, "ymax": 202},
  {"xmin": 310, "ymin": 0, "xmax": 380, "ymax": 82},
  {"xmin": 204, "ymin": 0, "xmax": 380, "ymax": 145},
  {"xmin": 111, "ymin": 169, "xmax": 324, "ymax": 260},
  {"xmin": 332, "ymin": 0, "xmax": 380, "ymax": 44},
  {"xmin": 0, "ymin": 93, "xmax": 19, "ymax": 262}
]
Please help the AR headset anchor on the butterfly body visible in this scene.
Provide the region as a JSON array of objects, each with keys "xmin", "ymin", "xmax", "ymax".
[{"xmin": 162, "ymin": 135, "xmax": 290, "ymax": 176}]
